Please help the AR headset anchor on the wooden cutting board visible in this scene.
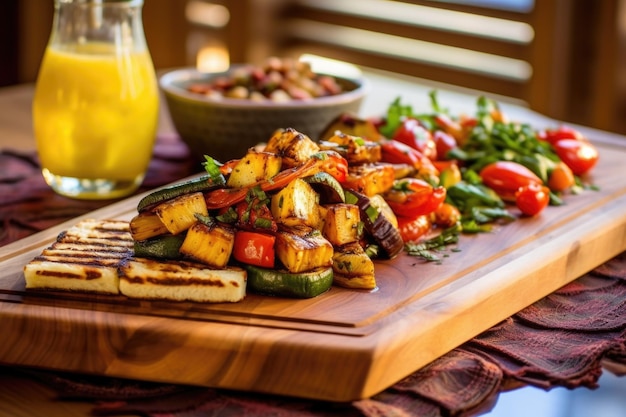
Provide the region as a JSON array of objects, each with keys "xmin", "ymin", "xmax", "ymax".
[{"xmin": 1, "ymin": 134, "xmax": 625, "ymax": 402}]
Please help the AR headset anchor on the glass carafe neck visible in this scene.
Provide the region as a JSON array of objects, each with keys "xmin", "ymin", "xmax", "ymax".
[{"xmin": 50, "ymin": 0, "xmax": 147, "ymax": 53}]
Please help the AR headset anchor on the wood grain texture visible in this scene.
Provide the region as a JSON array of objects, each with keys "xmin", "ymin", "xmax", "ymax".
[{"xmin": 1, "ymin": 134, "xmax": 625, "ymax": 402}]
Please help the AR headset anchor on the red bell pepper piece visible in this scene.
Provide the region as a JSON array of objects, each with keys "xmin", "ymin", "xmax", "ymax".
[{"xmin": 232, "ymin": 230, "xmax": 276, "ymax": 268}]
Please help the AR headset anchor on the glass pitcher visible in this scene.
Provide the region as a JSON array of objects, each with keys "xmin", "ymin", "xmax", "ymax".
[{"xmin": 33, "ymin": 0, "xmax": 159, "ymax": 200}]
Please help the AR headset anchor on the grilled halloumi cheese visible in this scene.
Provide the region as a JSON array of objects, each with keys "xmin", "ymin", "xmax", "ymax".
[
  {"xmin": 23, "ymin": 219, "xmax": 247, "ymax": 303},
  {"xmin": 23, "ymin": 219, "xmax": 133, "ymax": 294},
  {"xmin": 118, "ymin": 257, "xmax": 246, "ymax": 303}
]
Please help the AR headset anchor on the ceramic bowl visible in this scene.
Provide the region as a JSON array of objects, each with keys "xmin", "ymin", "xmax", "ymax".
[{"xmin": 159, "ymin": 64, "xmax": 369, "ymax": 162}]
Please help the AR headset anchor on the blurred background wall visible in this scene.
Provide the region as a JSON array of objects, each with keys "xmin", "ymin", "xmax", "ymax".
[{"xmin": 1, "ymin": 0, "xmax": 625, "ymax": 136}]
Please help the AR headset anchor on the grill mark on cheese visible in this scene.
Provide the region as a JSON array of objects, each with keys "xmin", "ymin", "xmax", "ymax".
[
  {"xmin": 122, "ymin": 275, "xmax": 230, "ymax": 287},
  {"xmin": 51, "ymin": 242, "xmax": 131, "ymax": 253},
  {"xmin": 27, "ymin": 263, "xmax": 105, "ymax": 280},
  {"xmin": 56, "ymin": 234, "xmax": 134, "ymax": 248},
  {"xmin": 118, "ymin": 257, "xmax": 245, "ymax": 289}
]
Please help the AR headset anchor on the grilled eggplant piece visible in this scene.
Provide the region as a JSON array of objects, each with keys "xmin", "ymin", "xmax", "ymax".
[
  {"xmin": 303, "ymin": 171, "xmax": 345, "ymax": 204},
  {"xmin": 345, "ymin": 190, "xmax": 404, "ymax": 259}
]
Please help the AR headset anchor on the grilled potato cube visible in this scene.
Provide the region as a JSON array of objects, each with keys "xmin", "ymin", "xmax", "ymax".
[
  {"xmin": 332, "ymin": 242, "xmax": 376, "ymax": 290},
  {"xmin": 275, "ymin": 228, "xmax": 333, "ymax": 273},
  {"xmin": 270, "ymin": 178, "xmax": 320, "ymax": 228},
  {"xmin": 180, "ymin": 222, "xmax": 235, "ymax": 268},
  {"xmin": 320, "ymin": 132, "xmax": 382, "ymax": 165},
  {"xmin": 129, "ymin": 211, "xmax": 169, "ymax": 241},
  {"xmin": 323, "ymin": 203, "xmax": 362, "ymax": 246},
  {"xmin": 226, "ymin": 150, "xmax": 282, "ymax": 188},
  {"xmin": 155, "ymin": 192, "xmax": 208, "ymax": 235},
  {"xmin": 343, "ymin": 163, "xmax": 396, "ymax": 196},
  {"xmin": 264, "ymin": 127, "xmax": 320, "ymax": 168},
  {"xmin": 317, "ymin": 205, "xmax": 328, "ymax": 232}
]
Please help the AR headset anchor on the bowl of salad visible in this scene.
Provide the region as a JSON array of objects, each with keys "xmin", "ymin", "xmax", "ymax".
[{"xmin": 160, "ymin": 57, "xmax": 369, "ymax": 162}]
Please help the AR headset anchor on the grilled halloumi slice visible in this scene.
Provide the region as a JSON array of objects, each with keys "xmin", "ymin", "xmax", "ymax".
[
  {"xmin": 118, "ymin": 257, "xmax": 246, "ymax": 303},
  {"xmin": 23, "ymin": 219, "xmax": 133, "ymax": 294}
]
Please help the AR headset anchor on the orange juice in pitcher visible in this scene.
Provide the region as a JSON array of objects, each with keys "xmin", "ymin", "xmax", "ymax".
[{"xmin": 33, "ymin": 0, "xmax": 158, "ymax": 200}]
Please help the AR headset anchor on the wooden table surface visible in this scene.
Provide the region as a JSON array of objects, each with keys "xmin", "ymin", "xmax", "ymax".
[{"xmin": 1, "ymin": 68, "xmax": 625, "ymax": 416}]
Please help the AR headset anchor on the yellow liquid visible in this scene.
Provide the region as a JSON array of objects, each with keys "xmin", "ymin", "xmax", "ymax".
[{"xmin": 33, "ymin": 43, "xmax": 159, "ymax": 198}]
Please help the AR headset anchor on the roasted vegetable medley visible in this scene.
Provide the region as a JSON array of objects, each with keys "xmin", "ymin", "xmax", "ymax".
[{"xmin": 130, "ymin": 92, "xmax": 599, "ymax": 298}]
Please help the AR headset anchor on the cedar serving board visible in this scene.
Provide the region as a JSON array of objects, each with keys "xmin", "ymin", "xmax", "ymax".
[{"xmin": 1, "ymin": 133, "xmax": 626, "ymax": 402}]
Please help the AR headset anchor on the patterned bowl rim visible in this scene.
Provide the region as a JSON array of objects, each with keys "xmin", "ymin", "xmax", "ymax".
[{"xmin": 159, "ymin": 65, "xmax": 369, "ymax": 110}]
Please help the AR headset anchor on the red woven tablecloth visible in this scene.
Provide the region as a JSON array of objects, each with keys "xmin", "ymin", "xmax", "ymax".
[{"xmin": 1, "ymin": 136, "xmax": 624, "ymax": 417}]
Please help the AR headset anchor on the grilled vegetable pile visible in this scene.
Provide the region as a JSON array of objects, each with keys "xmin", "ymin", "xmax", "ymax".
[{"xmin": 130, "ymin": 91, "xmax": 599, "ymax": 298}]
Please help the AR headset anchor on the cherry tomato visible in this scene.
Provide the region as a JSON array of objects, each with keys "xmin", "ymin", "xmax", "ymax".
[
  {"xmin": 537, "ymin": 125, "xmax": 584, "ymax": 145},
  {"xmin": 380, "ymin": 139, "xmax": 439, "ymax": 180},
  {"xmin": 479, "ymin": 161, "xmax": 543, "ymax": 201},
  {"xmin": 515, "ymin": 183, "xmax": 550, "ymax": 216},
  {"xmin": 433, "ymin": 203, "xmax": 461, "ymax": 228},
  {"xmin": 433, "ymin": 114, "xmax": 476, "ymax": 145},
  {"xmin": 433, "ymin": 114, "xmax": 463, "ymax": 141},
  {"xmin": 383, "ymin": 178, "xmax": 447, "ymax": 218},
  {"xmin": 392, "ymin": 118, "xmax": 437, "ymax": 160},
  {"xmin": 397, "ymin": 215, "xmax": 432, "ymax": 242},
  {"xmin": 432, "ymin": 130, "xmax": 458, "ymax": 160},
  {"xmin": 232, "ymin": 231, "xmax": 276, "ymax": 268},
  {"xmin": 547, "ymin": 162, "xmax": 575, "ymax": 192},
  {"xmin": 552, "ymin": 139, "xmax": 599, "ymax": 176}
]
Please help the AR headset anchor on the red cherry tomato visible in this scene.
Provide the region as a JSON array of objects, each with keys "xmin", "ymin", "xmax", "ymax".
[
  {"xmin": 392, "ymin": 118, "xmax": 437, "ymax": 160},
  {"xmin": 552, "ymin": 139, "xmax": 599, "ymax": 176},
  {"xmin": 380, "ymin": 139, "xmax": 439, "ymax": 178},
  {"xmin": 397, "ymin": 215, "xmax": 432, "ymax": 242},
  {"xmin": 515, "ymin": 183, "xmax": 550, "ymax": 216},
  {"xmin": 537, "ymin": 125, "xmax": 584, "ymax": 145},
  {"xmin": 432, "ymin": 130, "xmax": 458, "ymax": 160},
  {"xmin": 383, "ymin": 178, "xmax": 447, "ymax": 218},
  {"xmin": 547, "ymin": 162, "xmax": 575, "ymax": 192},
  {"xmin": 433, "ymin": 114, "xmax": 463, "ymax": 141},
  {"xmin": 232, "ymin": 231, "xmax": 276, "ymax": 268},
  {"xmin": 479, "ymin": 161, "xmax": 543, "ymax": 201},
  {"xmin": 433, "ymin": 203, "xmax": 461, "ymax": 228}
]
